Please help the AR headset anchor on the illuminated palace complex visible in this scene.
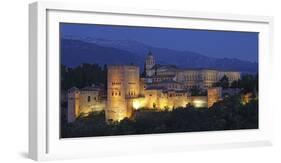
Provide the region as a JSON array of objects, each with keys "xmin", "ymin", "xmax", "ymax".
[{"xmin": 67, "ymin": 51, "xmax": 241, "ymax": 123}]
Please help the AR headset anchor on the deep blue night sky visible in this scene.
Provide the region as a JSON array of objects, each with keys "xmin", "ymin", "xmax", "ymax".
[{"xmin": 61, "ymin": 23, "xmax": 258, "ymax": 62}]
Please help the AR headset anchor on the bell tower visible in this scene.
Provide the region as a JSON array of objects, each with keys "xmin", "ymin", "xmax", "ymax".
[{"xmin": 145, "ymin": 50, "xmax": 155, "ymax": 77}]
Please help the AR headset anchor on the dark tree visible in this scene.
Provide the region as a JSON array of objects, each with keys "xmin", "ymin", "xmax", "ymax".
[
  {"xmin": 229, "ymin": 74, "xmax": 258, "ymax": 94},
  {"xmin": 61, "ymin": 63, "xmax": 107, "ymax": 90},
  {"xmin": 214, "ymin": 75, "xmax": 229, "ymax": 89},
  {"xmin": 190, "ymin": 87, "xmax": 207, "ymax": 96}
]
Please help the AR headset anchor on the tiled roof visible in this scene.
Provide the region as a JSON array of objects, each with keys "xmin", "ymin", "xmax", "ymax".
[
  {"xmin": 152, "ymin": 80, "xmax": 182, "ymax": 84},
  {"xmin": 145, "ymin": 86, "xmax": 165, "ymax": 90},
  {"xmin": 151, "ymin": 74, "xmax": 176, "ymax": 78},
  {"xmin": 81, "ymin": 86, "xmax": 101, "ymax": 91},
  {"xmin": 151, "ymin": 64, "xmax": 178, "ymax": 70}
]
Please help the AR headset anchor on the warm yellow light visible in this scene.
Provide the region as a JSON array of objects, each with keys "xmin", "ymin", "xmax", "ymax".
[
  {"xmin": 133, "ymin": 100, "xmax": 141, "ymax": 110},
  {"xmin": 193, "ymin": 100, "xmax": 206, "ymax": 108}
]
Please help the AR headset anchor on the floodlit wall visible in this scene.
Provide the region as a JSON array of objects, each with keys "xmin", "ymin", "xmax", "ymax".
[
  {"xmin": 67, "ymin": 88, "xmax": 105, "ymax": 123},
  {"xmin": 79, "ymin": 91, "xmax": 105, "ymax": 115},
  {"xmin": 141, "ymin": 89, "xmax": 190, "ymax": 110}
]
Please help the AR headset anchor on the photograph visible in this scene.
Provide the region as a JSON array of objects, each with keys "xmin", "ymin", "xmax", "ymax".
[{"xmin": 60, "ymin": 23, "xmax": 259, "ymax": 138}]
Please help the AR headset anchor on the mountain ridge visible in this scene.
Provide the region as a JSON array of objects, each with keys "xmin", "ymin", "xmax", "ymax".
[{"xmin": 61, "ymin": 37, "xmax": 258, "ymax": 73}]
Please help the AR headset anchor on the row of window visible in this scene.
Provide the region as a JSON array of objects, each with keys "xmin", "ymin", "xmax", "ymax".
[
  {"xmin": 152, "ymin": 78, "xmax": 172, "ymax": 82},
  {"xmin": 112, "ymin": 82, "xmax": 138, "ymax": 85},
  {"xmin": 112, "ymin": 82, "xmax": 121, "ymax": 85},
  {"xmin": 110, "ymin": 91, "xmax": 137, "ymax": 97},
  {"xmin": 168, "ymin": 85, "xmax": 179, "ymax": 89},
  {"xmin": 168, "ymin": 93, "xmax": 184, "ymax": 97},
  {"xmin": 174, "ymin": 93, "xmax": 184, "ymax": 97},
  {"xmin": 184, "ymin": 75, "xmax": 217, "ymax": 81},
  {"xmin": 146, "ymin": 93, "xmax": 184, "ymax": 98},
  {"xmin": 87, "ymin": 96, "xmax": 97, "ymax": 102},
  {"xmin": 128, "ymin": 91, "xmax": 136, "ymax": 96},
  {"xmin": 186, "ymin": 85, "xmax": 199, "ymax": 89},
  {"xmin": 112, "ymin": 91, "xmax": 121, "ymax": 97}
]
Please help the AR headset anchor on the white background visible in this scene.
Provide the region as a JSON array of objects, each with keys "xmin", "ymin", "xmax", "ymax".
[{"xmin": 0, "ymin": 0, "xmax": 280, "ymax": 162}]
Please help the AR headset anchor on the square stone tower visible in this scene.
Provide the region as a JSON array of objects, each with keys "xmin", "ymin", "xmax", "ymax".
[
  {"xmin": 207, "ymin": 87, "xmax": 222, "ymax": 108},
  {"xmin": 106, "ymin": 65, "xmax": 140, "ymax": 122},
  {"xmin": 67, "ymin": 87, "xmax": 80, "ymax": 123}
]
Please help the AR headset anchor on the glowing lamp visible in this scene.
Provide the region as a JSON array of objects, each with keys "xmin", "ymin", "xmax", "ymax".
[
  {"xmin": 133, "ymin": 100, "xmax": 141, "ymax": 110},
  {"xmin": 193, "ymin": 100, "xmax": 206, "ymax": 108}
]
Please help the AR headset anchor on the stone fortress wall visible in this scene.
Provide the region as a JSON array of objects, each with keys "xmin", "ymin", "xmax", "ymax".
[{"xmin": 67, "ymin": 86, "xmax": 106, "ymax": 123}]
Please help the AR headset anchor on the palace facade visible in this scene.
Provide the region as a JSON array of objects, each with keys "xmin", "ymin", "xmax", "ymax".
[{"xmin": 144, "ymin": 51, "xmax": 241, "ymax": 89}]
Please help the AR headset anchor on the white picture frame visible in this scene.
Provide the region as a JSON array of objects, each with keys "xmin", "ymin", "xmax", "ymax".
[{"xmin": 29, "ymin": 1, "xmax": 274, "ymax": 161}]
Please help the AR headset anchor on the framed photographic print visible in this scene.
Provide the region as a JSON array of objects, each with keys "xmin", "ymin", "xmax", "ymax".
[{"xmin": 29, "ymin": 1, "xmax": 274, "ymax": 161}]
